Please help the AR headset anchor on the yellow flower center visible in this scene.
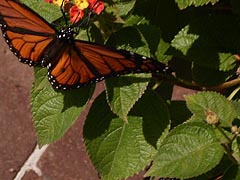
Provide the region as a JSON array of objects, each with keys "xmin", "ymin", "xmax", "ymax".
[
  {"xmin": 75, "ymin": 0, "xmax": 89, "ymax": 10},
  {"xmin": 53, "ymin": 0, "xmax": 64, "ymax": 6}
]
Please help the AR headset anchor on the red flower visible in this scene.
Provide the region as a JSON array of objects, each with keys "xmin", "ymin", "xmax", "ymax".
[
  {"xmin": 88, "ymin": 0, "xmax": 104, "ymax": 15},
  {"xmin": 69, "ymin": 5, "xmax": 85, "ymax": 23},
  {"xmin": 44, "ymin": 0, "xmax": 105, "ymax": 23},
  {"xmin": 44, "ymin": 0, "xmax": 54, "ymax": 3}
]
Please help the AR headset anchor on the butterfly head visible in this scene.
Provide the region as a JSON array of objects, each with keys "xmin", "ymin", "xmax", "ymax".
[{"xmin": 57, "ymin": 26, "xmax": 75, "ymax": 40}]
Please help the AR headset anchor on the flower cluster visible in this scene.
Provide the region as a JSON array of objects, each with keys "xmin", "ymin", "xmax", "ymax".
[{"xmin": 44, "ymin": 0, "xmax": 104, "ymax": 23}]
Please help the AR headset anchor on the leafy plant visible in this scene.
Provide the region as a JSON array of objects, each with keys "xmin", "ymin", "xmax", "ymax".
[{"xmin": 21, "ymin": 0, "xmax": 240, "ymax": 179}]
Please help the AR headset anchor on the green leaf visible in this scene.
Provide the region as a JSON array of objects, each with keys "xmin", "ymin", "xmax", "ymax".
[
  {"xmin": 31, "ymin": 70, "xmax": 93, "ymax": 145},
  {"xmin": 113, "ymin": 0, "xmax": 136, "ymax": 16},
  {"xmin": 146, "ymin": 122, "xmax": 224, "ymax": 179},
  {"xmin": 124, "ymin": 15, "xmax": 147, "ymax": 27},
  {"xmin": 107, "ymin": 24, "xmax": 172, "ymax": 63},
  {"xmin": 131, "ymin": 89, "xmax": 171, "ymax": 149},
  {"xmin": 106, "ymin": 26, "xmax": 151, "ymax": 57},
  {"xmin": 137, "ymin": 24, "xmax": 161, "ymax": 56},
  {"xmin": 106, "ymin": 73, "xmax": 150, "ymax": 121},
  {"xmin": 84, "ymin": 90, "xmax": 170, "ymax": 180},
  {"xmin": 232, "ymin": 101, "xmax": 240, "ymax": 119},
  {"xmin": 185, "ymin": 91, "xmax": 237, "ymax": 127},
  {"xmin": 168, "ymin": 101, "xmax": 192, "ymax": 127},
  {"xmin": 171, "ymin": 25, "xmax": 199, "ymax": 56},
  {"xmin": 133, "ymin": 0, "xmax": 178, "ymax": 41},
  {"xmin": 32, "ymin": 68, "xmax": 51, "ymax": 90},
  {"xmin": 136, "ymin": 24, "xmax": 172, "ymax": 63},
  {"xmin": 222, "ymin": 165, "xmax": 240, "ymax": 180},
  {"xmin": 232, "ymin": 136, "xmax": 240, "ymax": 163},
  {"xmin": 31, "ymin": 86, "xmax": 91, "ymax": 145},
  {"xmin": 21, "ymin": 0, "xmax": 61, "ymax": 22},
  {"xmin": 176, "ymin": 0, "xmax": 219, "ymax": 9},
  {"xmin": 219, "ymin": 53, "xmax": 238, "ymax": 72},
  {"xmin": 155, "ymin": 38, "xmax": 172, "ymax": 64},
  {"xmin": 187, "ymin": 155, "xmax": 233, "ymax": 180}
]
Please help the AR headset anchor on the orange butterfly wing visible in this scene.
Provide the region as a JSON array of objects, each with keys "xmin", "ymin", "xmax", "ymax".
[
  {"xmin": 48, "ymin": 40, "xmax": 170, "ymax": 89},
  {"xmin": 0, "ymin": 0, "xmax": 56, "ymax": 66},
  {"xmin": 0, "ymin": 0, "xmax": 170, "ymax": 90}
]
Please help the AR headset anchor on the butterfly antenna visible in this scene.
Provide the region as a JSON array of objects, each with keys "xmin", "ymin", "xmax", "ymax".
[
  {"xmin": 60, "ymin": 0, "xmax": 68, "ymax": 25},
  {"xmin": 85, "ymin": 10, "xmax": 94, "ymax": 27},
  {"xmin": 84, "ymin": 0, "xmax": 100, "ymax": 26}
]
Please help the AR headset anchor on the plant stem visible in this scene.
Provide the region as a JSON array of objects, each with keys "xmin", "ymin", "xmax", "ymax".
[
  {"xmin": 217, "ymin": 126, "xmax": 232, "ymax": 142},
  {"xmin": 156, "ymin": 73, "xmax": 240, "ymax": 92},
  {"xmin": 216, "ymin": 126, "xmax": 238, "ymax": 164},
  {"xmin": 228, "ymin": 86, "xmax": 240, "ymax": 100}
]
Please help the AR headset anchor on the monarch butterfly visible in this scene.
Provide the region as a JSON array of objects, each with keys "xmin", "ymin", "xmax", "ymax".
[{"xmin": 0, "ymin": 0, "xmax": 171, "ymax": 90}]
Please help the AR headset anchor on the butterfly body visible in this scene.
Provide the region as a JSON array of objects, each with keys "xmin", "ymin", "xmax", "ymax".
[{"xmin": 0, "ymin": 0, "xmax": 171, "ymax": 90}]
